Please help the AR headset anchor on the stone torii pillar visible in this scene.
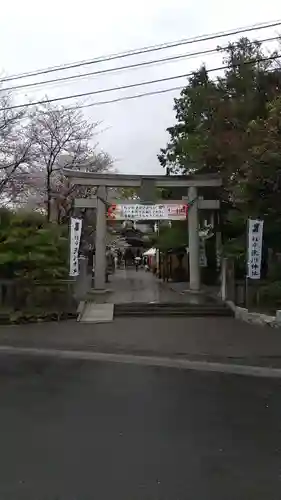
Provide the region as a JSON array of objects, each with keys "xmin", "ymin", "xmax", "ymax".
[
  {"xmin": 94, "ymin": 186, "xmax": 107, "ymax": 290},
  {"xmin": 188, "ymin": 186, "xmax": 200, "ymax": 291}
]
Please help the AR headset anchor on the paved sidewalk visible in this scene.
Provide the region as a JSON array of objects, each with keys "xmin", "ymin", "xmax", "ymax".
[
  {"xmin": 106, "ymin": 269, "xmax": 215, "ymax": 304},
  {"xmin": 1, "ymin": 316, "xmax": 281, "ymax": 368},
  {"xmin": 107, "ymin": 269, "xmax": 160, "ymax": 303}
]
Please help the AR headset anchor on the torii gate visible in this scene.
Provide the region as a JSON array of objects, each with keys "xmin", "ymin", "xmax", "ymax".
[{"xmin": 63, "ymin": 170, "xmax": 222, "ymax": 292}]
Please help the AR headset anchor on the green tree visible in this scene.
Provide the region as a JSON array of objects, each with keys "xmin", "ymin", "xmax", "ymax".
[
  {"xmin": 0, "ymin": 209, "xmax": 68, "ymax": 281},
  {"xmin": 158, "ymin": 37, "xmax": 281, "ymax": 259},
  {"xmin": 152, "ymin": 222, "xmax": 188, "ymax": 252},
  {"xmin": 241, "ymin": 96, "xmax": 281, "ymax": 250},
  {"xmin": 159, "ymin": 38, "xmax": 281, "ymax": 190}
]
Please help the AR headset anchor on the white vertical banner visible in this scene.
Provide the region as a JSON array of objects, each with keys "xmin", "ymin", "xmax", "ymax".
[
  {"xmin": 69, "ymin": 217, "xmax": 82, "ymax": 277},
  {"xmin": 247, "ymin": 219, "xmax": 264, "ymax": 279}
]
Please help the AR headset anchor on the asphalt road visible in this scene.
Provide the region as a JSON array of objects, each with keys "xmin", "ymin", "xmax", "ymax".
[{"xmin": 0, "ymin": 355, "xmax": 281, "ymax": 499}]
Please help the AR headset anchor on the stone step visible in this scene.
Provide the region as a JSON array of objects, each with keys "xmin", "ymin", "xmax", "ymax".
[
  {"xmin": 79, "ymin": 303, "xmax": 114, "ymax": 323},
  {"xmin": 114, "ymin": 302, "xmax": 233, "ymax": 317}
]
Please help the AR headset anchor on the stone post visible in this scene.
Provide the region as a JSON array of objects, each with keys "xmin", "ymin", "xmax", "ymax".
[
  {"xmin": 74, "ymin": 256, "xmax": 90, "ymax": 300},
  {"xmin": 188, "ymin": 186, "xmax": 200, "ymax": 291},
  {"xmin": 215, "ymin": 211, "xmax": 222, "ymax": 270},
  {"xmin": 221, "ymin": 257, "xmax": 235, "ymax": 301},
  {"xmin": 94, "ymin": 185, "xmax": 107, "ymax": 290}
]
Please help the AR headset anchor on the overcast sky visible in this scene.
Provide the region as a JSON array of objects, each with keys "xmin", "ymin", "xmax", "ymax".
[{"xmin": 1, "ymin": 0, "xmax": 280, "ymax": 174}]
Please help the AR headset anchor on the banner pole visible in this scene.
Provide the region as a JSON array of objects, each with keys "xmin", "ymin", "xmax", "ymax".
[{"xmin": 246, "ymin": 218, "xmax": 250, "ymax": 309}]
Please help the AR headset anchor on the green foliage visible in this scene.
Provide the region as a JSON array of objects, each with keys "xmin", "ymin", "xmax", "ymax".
[
  {"xmin": 0, "ymin": 309, "xmax": 76, "ymax": 324},
  {"xmin": 159, "ymin": 38, "xmax": 281, "ymax": 180},
  {"xmin": 159, "ymin": 37, "xmax": 281, "ymax": 256},
  {"xmin": 259, "ymin": 281, "xmax": 281, "ymax": 307},
  {"xmin": 153, "ymin": 222, "xmax": 188, "ymax": 251},
  {"xmin": 265, "ymin": 259, "xmax": 281, "ymax": 282},
  {"xmin": 241, "ymin": 96, "xmax": 281, "ymax": 249},
  {"xmin": 0, "ymin": 209, "xmax": 68, "ymax": 281}
]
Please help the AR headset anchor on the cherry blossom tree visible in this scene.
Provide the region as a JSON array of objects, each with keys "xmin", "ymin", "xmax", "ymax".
[
  {"xmin": 0, "ymin": 93, "xmax": 32, "ymax": 204},
  {"xmin": 0, "ymin": 97, "xmax": 113, "ymax": 216}
]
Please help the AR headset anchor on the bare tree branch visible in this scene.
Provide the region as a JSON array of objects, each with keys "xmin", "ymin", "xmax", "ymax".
[
  {"xmin": 0, "ymin": 95, "xmax": 113, "ymax": 214},
  {"xmin": 0, "ymin": 92, "xmax": 32, "ymax": 204},
  {"xmin": 24, "ymin": 101, "xmax": 113, "ymax": 221}
]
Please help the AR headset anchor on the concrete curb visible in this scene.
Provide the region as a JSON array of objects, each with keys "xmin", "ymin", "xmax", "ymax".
[
  {"xmin": 1, "ymin": 345, "xmax": 281, "ymax": 378},
  {"xmin": 226, "ymin": 300, "xmax": 279, "ymax": 328}
]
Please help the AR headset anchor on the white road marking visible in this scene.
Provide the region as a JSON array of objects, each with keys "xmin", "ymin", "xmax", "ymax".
[{"xmin": 0, "ymin": 345, "xmax": 281, "ymax": 378}]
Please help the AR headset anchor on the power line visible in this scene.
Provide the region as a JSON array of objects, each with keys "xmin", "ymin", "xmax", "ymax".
[
  {"xmin": 2, "ymin": 36, "xmax": 279, "ymax": 94},
  {"xmin": 0, "ymin": 46, "xmax": 231, "ymax": 93},
  {"xmin": 2, "ymin": 54, "xmax": 281, "ymax": 112},
  {"xmin": 68, "ymin": 57, "xmax": 281, "ymax": 110},
  {"xmin": 1, "ymin": 19, "xmax": 280, "ymax": 84},
  {"xmin": 70, "ymin": 86, "xmax": 186, "ymax": 109}
]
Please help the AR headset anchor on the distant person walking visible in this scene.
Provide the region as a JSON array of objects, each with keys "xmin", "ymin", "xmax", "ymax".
[{"xmin": 135, "ymin": 256, "xmax": 141, "ymax": 271}]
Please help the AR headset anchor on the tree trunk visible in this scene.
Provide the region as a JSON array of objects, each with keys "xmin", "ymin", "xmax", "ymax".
[{"xmin": 46, "ymin": 172, "xmax": 51, "ymax": 222}]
